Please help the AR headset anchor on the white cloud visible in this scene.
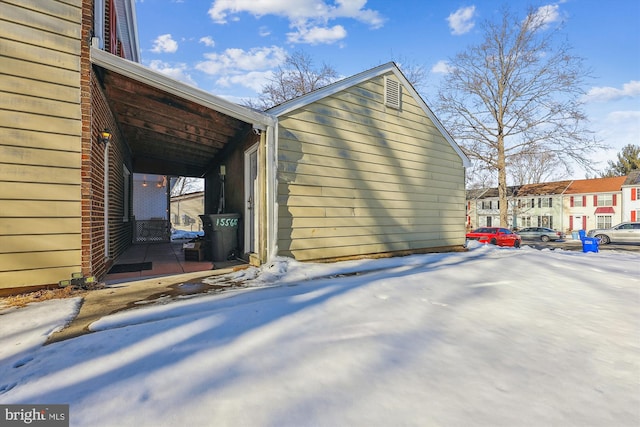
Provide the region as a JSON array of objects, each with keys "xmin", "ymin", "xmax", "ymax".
[
  {"xmin": 147, "ymin": 60, "xmax": 197, "ymax": 87},
  {"xmin": 151, "ymin": 34, "xmax": 178, "ymax": 53},
  {"xmin": 594, "ymin": 110, "xmax": 640, "ymax": 165},
  {"xmin": 208, "ymin": 0, "xmax": 384, "ymax": 26},
  {"xmin": 607, "ymin": 110, "xmax": 640, "ymax": 122},
  {"xmin": 531, "ymin": 4, "xmax": 561, "ymax": 28},
  {"xmin": 207, "ymin": 0, "xmax": 384, "ymax": 45},
  {"xmin": 199, "ymin": 36, "xmax": 216, "ymax": 47},
  {"xmin": 447, "ymin": 6, "xmax": 476, "ymax": 35},
  {"xmin": 196, "ymin": 46, "xmax": 287, "ymax": 76},
  {"xmin": 194, "ymin": 46, "xmax": 288, "ymax": 93},
  {"xmin": 287, "ymin": 25, "xmax": 347, "ymax": 45},
  {"xmin": 431, "ymin": 60, "xmax": 454, "ymax": 74},
  {"xmin": 259, "ymin": 26, "xmax": 271, "ymax": 37},
  {"xmin": 216, "ymin": 70, "xmax": 274, "ymax": 92},
  {"xmin": 584, "ymin": 81, "xmax": 640, "ymax": 102}
]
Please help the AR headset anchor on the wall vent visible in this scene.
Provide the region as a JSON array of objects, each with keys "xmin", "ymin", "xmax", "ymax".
[{"xmin": 384, "ymin": 77, "xmax": 401, "ymax": 109}]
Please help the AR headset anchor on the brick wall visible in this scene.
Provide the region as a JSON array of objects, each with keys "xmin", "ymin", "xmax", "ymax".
[
  {"xmin": 82, "ymin": 0, "xmax": 133, "ymax": 280},
  {"xmin": 85, "ymin": 75, "xmax": 133, "ymax": 279}
]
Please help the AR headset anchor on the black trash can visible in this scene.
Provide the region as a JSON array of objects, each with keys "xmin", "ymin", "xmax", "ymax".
[{"xmin": 199, "ymin": 214, "xmax": 240, "ymax": 261}]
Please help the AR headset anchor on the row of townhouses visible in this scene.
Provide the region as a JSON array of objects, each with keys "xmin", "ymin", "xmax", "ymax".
[{"xmin": 466, "ymin": 171, "xmax": 640, "ymax": 234}]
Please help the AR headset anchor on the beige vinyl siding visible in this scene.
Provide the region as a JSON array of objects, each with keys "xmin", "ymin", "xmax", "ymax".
[
  {"xmin": 0, "ymin": 0, "xmax": 82, "ymax": 288},
  {"xmin": 170, "ymin": 193, "xmax": 205, "ymax": 232},
  {"xmin": 277, "ymin": 73, "xmax": 466, "ymax": 261}
]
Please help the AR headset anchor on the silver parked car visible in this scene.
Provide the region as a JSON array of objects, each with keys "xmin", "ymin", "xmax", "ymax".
[
  {"xmin": 587, "ymin": 222, "xmax": 640, "ymax": 244},
  {"xmin": 516, "ymin": 227, "xmax": 566, "ymax": 242}
]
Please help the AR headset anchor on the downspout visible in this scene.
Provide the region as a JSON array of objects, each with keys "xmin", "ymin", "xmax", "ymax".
[{"xmin": 103, "ymin": 142, "xmax": 110, "ymax": 259}]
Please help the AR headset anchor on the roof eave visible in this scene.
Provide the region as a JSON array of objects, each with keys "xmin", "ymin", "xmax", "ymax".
[
  {"xmin": 267, "ymin": 62, "xmax": 397, "ymax": 116},
  {"xmin": 394, "ymin": 67, "xmax": 472, "ymax": 168},
  {"xmin": 90, "ymin": 47, "xmax": 276, "ymax": 128}
]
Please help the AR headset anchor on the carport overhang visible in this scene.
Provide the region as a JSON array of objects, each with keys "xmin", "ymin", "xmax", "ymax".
[
  {"xmin": 90, "ymin": 48, "xmax": 279, "ymax": 261},
  {"xmin": 90, "ymin": 47, "xmax": 276, "ymax": 177}
]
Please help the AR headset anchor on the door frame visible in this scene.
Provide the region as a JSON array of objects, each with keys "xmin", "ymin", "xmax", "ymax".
[{"xmin": 244, "ymin": 143, "xmax": 259, "ymax": 255}]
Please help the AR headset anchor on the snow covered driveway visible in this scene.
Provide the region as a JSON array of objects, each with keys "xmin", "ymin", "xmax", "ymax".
[{"xmin": 1, "ymin": 244, "xmax": 638, "ymax": 426}]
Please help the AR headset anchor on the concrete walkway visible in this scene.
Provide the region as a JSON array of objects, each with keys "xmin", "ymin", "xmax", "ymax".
[
  {"xmin": 47, "ymin": 264, "xmax": 248, "ymax": 344},
  {"xmin": 104, "ymin": 241, "xmax": 215, "ymax": 282}
]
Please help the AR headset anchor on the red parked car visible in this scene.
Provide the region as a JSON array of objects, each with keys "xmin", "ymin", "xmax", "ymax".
[{"xmin": 466, "ymin": 227, "xmax": 522, "ymax": 248}]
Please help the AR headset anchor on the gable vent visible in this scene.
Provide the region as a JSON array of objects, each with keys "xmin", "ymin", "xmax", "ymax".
[{"xmin": 384, "ymin": 76, "xmax": 401, "ymax": 109}]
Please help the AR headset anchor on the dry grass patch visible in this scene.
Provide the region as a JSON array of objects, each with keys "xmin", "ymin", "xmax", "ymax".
[{"xmin": 1, "ymin": 286, "xmax": 90, "ymax": 309}]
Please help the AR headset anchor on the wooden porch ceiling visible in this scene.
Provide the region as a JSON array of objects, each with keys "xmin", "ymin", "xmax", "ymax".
[{"xmin": 96, "ymin": 66, "xmax": 252, "ymax": 177}]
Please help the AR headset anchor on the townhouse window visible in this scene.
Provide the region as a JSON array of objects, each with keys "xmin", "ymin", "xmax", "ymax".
[
  {"xmin": 595, "ymin": 194, "xmax": 615, "ymax": 206},
  {"xmin": 539, "ymin": 197, "xmax": 552, "ymax": 208},
  {"xmin": 520, "ymin": 216, "xmax": 532, "ymax": 227},
  {"xmin": 596, "ymin": 215, "xmax": 612, "ymax": 228},
  {"xmin": 571, "ymin": 196, "xmax": 584, "ymax": 207}
]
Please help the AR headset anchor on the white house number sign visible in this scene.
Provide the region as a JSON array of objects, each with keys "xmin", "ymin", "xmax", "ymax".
[{"xmin": 216, "ymin": 218, "xmax": 239, "ymax": 227}]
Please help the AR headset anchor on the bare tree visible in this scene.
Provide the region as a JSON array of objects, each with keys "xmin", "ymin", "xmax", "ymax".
[
  {"xmin": 171, "ymin": 177, "xmax": 203, "ymax": 197},
  {"xmin": 387, "ymin": 54, "xmax": 429, "ymax": 95},
  {"xmin": 249, "ymin": 50, "xmax": 339, "ymax": 110},
  {"xmin": 437, "ymin": 6, "xmax": 604, "ymax": 226},
  {"xmin": 508, "ymin": 150, "xmax": 569, "ymax": 185},
  {"xmin": 246, "ymin": 50, "xmax": 428, "ymax": 111},
  {"xmin": 465, "ymin": 163, "xmax": 497, "ymax": 190}
]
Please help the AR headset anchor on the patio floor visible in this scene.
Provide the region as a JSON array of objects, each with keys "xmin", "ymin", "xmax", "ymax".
[{"xmin": 104, "ymin": 241, "xmax": 245, "ymax": 283}]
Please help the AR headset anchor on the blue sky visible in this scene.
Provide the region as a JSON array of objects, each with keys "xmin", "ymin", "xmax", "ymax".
[{"xmin": 134, "ymin": 0, "xmax": 640, "ymax": 178}]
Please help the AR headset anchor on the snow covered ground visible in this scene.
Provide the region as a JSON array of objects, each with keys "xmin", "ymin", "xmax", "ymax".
[{"xmin": 1, "ymin": 243, "xmax": 638, "ymax": 426}]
